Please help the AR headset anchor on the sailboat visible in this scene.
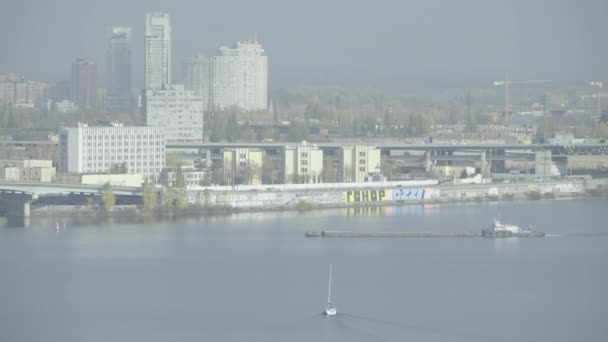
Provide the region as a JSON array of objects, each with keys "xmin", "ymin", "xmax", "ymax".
[{"xmin": 325, "ymin": 264, "xmax": 337, "ymax": 316}]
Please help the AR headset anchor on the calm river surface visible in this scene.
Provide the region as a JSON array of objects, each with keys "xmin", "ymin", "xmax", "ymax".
[{"xmin": 1, "ymin": 197, "xmax": 607, "ymax": 341}]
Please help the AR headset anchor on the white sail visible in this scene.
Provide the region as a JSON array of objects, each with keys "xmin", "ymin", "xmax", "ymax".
[{"xmin": 325, "ymin": 264, "xmax": 336, "ymax": 315}]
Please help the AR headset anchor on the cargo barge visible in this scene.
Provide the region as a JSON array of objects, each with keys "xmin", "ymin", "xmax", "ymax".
[
  {"xmin": 305, "ymin": 218, "xmax": 545, "ymax": 238},
  {"xmin": 305, "ymin": 231, "xmax": 481, "ymax": 238}
]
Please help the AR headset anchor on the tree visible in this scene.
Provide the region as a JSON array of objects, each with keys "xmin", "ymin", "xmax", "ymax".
[
  {"xmin": 158, "ymin": 168, "xmax": 170, "ymax": 187},
  {"xmin": 173, "ymin": 187, "xmax": 188, "ymax": 208},
  {"xmin": 175, "ymin": 169, "xmax": 187, "ymax": 188},
  {"xmin": 460, "ymin": 169, "xmax": 469, "ymax": 179},
  {"xmin": 594, "ymin": 123, "xmax": 608, "ymax": 139},
  {"xmin": 247, "ymin": 161, "xmax": 261, "ymax": 185},
  {"xmin": 202, "ymin": 188, "xmax": 210, "ymax": 203},
  {"xmin": 166, "ymin": 154, "xmax": 185, "ymax": 167},
  {"xmin": 102, "ymin": 183, "xmax": 115, "ymax": 211},
  {"xmin": 171, "ymin": 170, "xmax": 188, "ymax": 208},
  {"xmin": 287, "ymin": 121, "xmax": 309, "ymax": 142},
  {"xmin": 323, "ymin": 159, "xmax": 336, "ymax": 183},
  {"xmin": 240, "ymin": 127, "xmax": 257, "ymax": 142},
  {"xmin": 262, "ymin": 156, "xmax": 276, "ymax": 184},
  {"xmin": 381, "ymin": 157, "xmax": 395, "ymax": 181},
  {"xmin": 535, "ymin": 117, "xmax": 560, "ymax": 143},
  {"xmin": 110, "ymin": 162, "xmax": 128, "ymax": 174},
  {"xmin": 465, "ymin": 113, "xmax": 478, "ymax": 133},
  {"xmin": 141, "ymin": 180, "xmax": 157, "ymax": 210}
]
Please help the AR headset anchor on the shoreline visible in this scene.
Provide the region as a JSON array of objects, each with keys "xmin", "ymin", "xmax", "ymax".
[{"xmin": 27, "ymin": 183, "xmax": 608, "ymax": 222}]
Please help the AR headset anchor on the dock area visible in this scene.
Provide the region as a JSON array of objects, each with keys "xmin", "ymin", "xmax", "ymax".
[{"xmin": 305, "ymin": 230, "xmax": 482, "ymax": 238}]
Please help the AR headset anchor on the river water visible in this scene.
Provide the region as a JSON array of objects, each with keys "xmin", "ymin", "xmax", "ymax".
[{"xmin": 1, "ymin": 197, "xmax": 607, "ymax": 341}]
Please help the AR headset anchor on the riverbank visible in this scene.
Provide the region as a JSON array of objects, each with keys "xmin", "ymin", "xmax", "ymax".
[{"xmin": 30, "ymin": 177, "xmax": 608, "ymax": 220}]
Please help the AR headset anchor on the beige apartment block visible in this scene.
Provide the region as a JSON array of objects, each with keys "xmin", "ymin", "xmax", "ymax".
[
  {"xmin": 223, "ymin": 148, "xmax": 263, "ymax": 185},
  {"xmin": 341, "ymin": 145, "xmax": 381, "ymax": 182}
]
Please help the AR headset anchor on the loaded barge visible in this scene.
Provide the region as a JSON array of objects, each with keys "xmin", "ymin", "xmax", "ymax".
[
  {"xmin": 305, "ymin": 219, "xmax": 545, "ymax": 238},
  {"xmin": 306, "ymin": 231, "xmax": 481, "ymax": 238}
]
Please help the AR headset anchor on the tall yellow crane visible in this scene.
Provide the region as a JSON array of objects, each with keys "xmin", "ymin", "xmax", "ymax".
[{"xmin": 493, "ymin": 77, "xmax": 551, "ymax": 121}]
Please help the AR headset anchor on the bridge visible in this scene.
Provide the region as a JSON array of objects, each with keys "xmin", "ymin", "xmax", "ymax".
[
  {"xmin": 167, "ymin": 142, "xmax": 608, "ymax": 154},
  {"xmin": 170, "ymin": 141, "xmax": 608, "ymax": 176},
  {"xmin": 0, "ymin": 182, "xmax": 142, "ymax": 219}
]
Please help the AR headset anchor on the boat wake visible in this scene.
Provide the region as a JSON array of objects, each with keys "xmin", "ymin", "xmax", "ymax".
[
  {"xmin": 339, "ymin": 312, "xmax": 508, "ymax": 342},
  {"xmin": 562, "ymin": 232, "xmax": 608, "ymax": 237}
]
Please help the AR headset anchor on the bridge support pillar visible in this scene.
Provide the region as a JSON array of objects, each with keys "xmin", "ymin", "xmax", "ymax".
[
  {"xmin": 425, "ymin": 152, "xmax": 432, "ymax": 174},
  {"xmin": 535, "ymin": 150, "xmax": 557, "ymax": 177},
  {"xmin": 480, "ymin": 151, "xmax": 490, "ymax": 178},
  {"xmin": 0, "ymin": 191, "xmax": 34, "ymax": 227}
]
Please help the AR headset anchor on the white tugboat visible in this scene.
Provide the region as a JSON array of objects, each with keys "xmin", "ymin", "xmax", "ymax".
[
  {"xmin": 482, "ymin": 218, "xmax": 545, "ymax": 237},
  {"xmin": 324, "ymin": 264, "xmax": 337, "ymax": 316}
]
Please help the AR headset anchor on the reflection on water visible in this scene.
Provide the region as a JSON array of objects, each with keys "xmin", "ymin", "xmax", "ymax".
[
  {"xmin": 3, "ymin": 204, "xmax": 443, "ymax": 229},
  {"xmin": 492, "ymin": 237, "xmax": 520, "ymax": 252},
  {"xmin": 3, "ymin": 216, "xmax": 30, "ymax": 228},
  {"xmin": 345, "ymin": 206, "xmax": 387, "ymax": 216},
  {"xmin": 345, "ymin": 204, "xmax": 442, "ymax": 217}
]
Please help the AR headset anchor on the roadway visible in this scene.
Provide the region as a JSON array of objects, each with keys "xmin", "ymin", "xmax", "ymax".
[
  {"xmin": 167, "ymin": 141, "xmax": 608, "ymax": 154},
  {"xmin": 0, "ymin": 181, "xmax": 141, "ymax": 196}
]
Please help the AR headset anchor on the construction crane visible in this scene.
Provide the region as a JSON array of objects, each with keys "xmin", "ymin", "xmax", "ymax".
[{"xmin": 493, "ymin": 77, "xmax": 551, "ymax": 121}]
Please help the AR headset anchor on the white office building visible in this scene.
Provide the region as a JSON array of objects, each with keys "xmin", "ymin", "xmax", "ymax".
[
  {"xmin": 145, "ymin": 12, "xmax": 171, "ymax": 90},
  {"xmin": 183, "ymin": 40, "xmax": 267, "ymax": 111},
  {"xmin": 145, "ymin": 84, "xmax": 204, "ymax": 144},
  {"xmin": 58, "ymin": 122, "xmax": 166, "ymax": 180}
]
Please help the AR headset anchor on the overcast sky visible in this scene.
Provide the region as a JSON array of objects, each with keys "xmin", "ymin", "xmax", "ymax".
[{"xmin": 1, "ymin": 0, "xmax": 606, "ymax": 88}]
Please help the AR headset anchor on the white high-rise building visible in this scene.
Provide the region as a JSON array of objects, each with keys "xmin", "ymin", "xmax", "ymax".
[
  {"xmin": 58, "ymin": 122, "xmax": 166, "ymax": 180},
  {"xmin": 145, "ymin": 13, "xmax": 171, "ymax": 90},
  {"xmin": 145, "ymin": 84, "xmax": 204, "ymax": 144},
  {"xmin": 183, "ymin": 40, "xmax": 267, "ymax": 111}
]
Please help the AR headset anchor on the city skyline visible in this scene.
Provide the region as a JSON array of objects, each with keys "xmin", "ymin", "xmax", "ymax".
[{"xmin": 1, "ymin": 0, "xmax": 606, "ymax": 88}]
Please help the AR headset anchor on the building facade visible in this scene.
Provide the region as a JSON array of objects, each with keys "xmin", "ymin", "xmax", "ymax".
[
  {"xmin": 58, "ymin": 123, "xmax": 166, "ymax": 180},
  {"xmin": 284, "ymin": 144, "xmax": 323, "ymax": 183},
  {"xmin": 340, "ymin": 145, "xmax": 381, "ymax": 182},
  {"xmin": 106, "ymin": 27, "xmax": 132, "ymax": 113},
  {"xmin": 145, "ymin": 12, "xmax": 171, "ymax": 90},
  {"xmin": 223, "ymin": 148, "xmax": 263, "ymax": 185},
  {"xmin": 182, "ymin": 55, "xmax": 212, "ymax": 110},
  {"xmin": 0, "ymin": 159, "xmax": 56, "ymax": 182},
  {"xmin": 164, "ymin": 165, "xmax": 206, "ymax": 187},
  {"xmin": 183, "ymin": 40, "xmax": 267, "ymax": 111},
  {"xmin": 144, "ymin": 84, "xmax": 204, "ymax": 144},
  {"xmin": 0, "ymin": 74, "xmax": 51, "ymax": 106},
  {"xmin": 55, "ymin": 100, "xmax": 78, "ymax": 113},
  {"xmin": 70, "ymin": 58, "xmax": 98, "ymax": 110}
]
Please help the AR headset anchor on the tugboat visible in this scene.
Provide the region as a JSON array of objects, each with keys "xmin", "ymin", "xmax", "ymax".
[{"xmin": 482, "ymin": 218, "xmax": 545, "ymax": 237}]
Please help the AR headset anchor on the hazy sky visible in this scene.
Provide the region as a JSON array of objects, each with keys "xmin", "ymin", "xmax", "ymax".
[{"xmin": 1, "ymin": 0, "xmax": 606, "ymax": 88}]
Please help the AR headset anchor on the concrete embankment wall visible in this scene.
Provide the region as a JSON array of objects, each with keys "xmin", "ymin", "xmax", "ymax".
[{"xmin": 188, "ymin": 179, "xmax": 607, "ymax": 209}]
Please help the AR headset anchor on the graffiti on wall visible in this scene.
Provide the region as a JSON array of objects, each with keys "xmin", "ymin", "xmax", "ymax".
[
  {"xmin": 346, "ymin": 190, "xmax": 387, "ymax": 203},
  {"xmin": 346, "ymin": 188, "xmax": 439, "ymax": 203},
  {"xmin": 390, "ymin": 188, "xmax": 425, "ymax": 201}
]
